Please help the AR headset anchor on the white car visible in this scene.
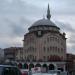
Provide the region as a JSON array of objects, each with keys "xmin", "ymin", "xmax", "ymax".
[
  {"xmin": 32, "ymin": 73, "xmax": 57, "ymax": 75},
  {"xmin": 20, "ymin": 69, "xmax": 29, "ymax": 75}
]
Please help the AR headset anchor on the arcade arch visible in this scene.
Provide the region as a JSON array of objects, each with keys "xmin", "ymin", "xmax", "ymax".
[{"xmin": 49, "ymin": 64, "xmax": 55, "ymax": 70}]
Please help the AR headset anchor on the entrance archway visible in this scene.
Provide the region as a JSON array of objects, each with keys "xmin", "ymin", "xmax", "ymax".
[
  {"xmin": 23, "ymin": 63, "xmax": 28, "ymax": 69},
  {"xmin": 49, "ymin": 64, "xmax": 55, "ymax": 70},
  {"xmin": 29, "ymin": 63, "xmax": 34, "ymax": 70},
  {"xmin": 35, "ymin": 64, "xmax": 41, "ymax": 67},
  {"xmin": 42, "ymin": 64, "xmax": 48, "ymax": 68},
  {"xmin": 18, "ymin": 63, "xmax": 22, "ymax": 69},
  {"xmin": 42, "ymin": 64, "xmax": 48, "ymax": 72}
]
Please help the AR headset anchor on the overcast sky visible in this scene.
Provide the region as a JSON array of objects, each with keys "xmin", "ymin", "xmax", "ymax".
[{"xmin": 0, "ymin": 0, "xmax": 75, "ymax": 54}]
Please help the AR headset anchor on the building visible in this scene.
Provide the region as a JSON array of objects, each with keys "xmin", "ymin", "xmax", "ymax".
[
  {"xmin": 23, "ymin": 5, "xmax": 66, "ymax": 62},
  {"xmin": 0, "ymin": 48, "xmax": 4, "ymax": 63},
  {"xmin": 23, "ymin": 5, "xmax": 66, "ymax": 71},
  {"xmin": 16, "ymin": 47, "xmax": 23, "ymax": 61},
  {"xmin": 4, "ymin": 47, "xmax": 23, "ymax": 61},
  {"xmin": 66, "ymin": 53, "xmax": 75, "ymax": 73}
]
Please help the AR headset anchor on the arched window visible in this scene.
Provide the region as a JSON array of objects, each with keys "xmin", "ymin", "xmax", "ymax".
[
  {"xmin": 29, "ymin": 63, "xmax": 34, "ymax": 70},
  {"xmin": 47, "ymin": 47, "xmax": 49, "ymax": 52},
  {"xmin": 18, "ymin": 63, "xmax": 22, "ymax": 69},
  {"xmin": 42, "ymin": 64, "xmax": 48, "ymax": 72},
  {"xmin": 47, "ymin": 37, "xmax": 49, "ymax": 42},
  {"xmin": 47, "ymin": 56, "xmax": 49, "ymax": 61},
  {"xmin": 44, "ymin": 47, "xmax": 46, "ymax": 52},
  {"xmin": 35, "ymin": 64, "xmax": 41, "ymax": 67},
  {"xmin": 49, "ymin": 64, "xmax": 55, "ymax": 70},
  {"xmin": 23, "ymin": 63, "xmax": 28, "ymax": 69},
  {"xmin": 42, "ymin": 64, "xmax": 48, "ymax": 68}
]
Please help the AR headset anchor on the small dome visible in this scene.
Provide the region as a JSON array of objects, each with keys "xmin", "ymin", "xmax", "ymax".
[{"xmin": 31, "ymin": 18, "xmax": 56, "ymax": 27}]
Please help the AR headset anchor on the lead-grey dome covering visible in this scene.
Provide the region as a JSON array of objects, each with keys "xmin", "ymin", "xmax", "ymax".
[{"xmin": 32, "ymin": 18, "xmax": 56, "ymax": 27}]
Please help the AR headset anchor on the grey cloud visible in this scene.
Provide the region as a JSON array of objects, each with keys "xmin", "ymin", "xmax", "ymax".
[
  {"xmin": 0, "ymin": 38, "xmax": 22, "ymax": 48},
  {"xmin": 0, "ymin": 19, "xmax": 12, "ymax": 35},
  {"xmin": 67, "ymin": 45, "xmax": 75, "ymax": 54},
  {"xmin": 25, "ymin": 0, "xmax": 75, "ymax": 15},
  {"xmin": 55, "ymin": 21, "xmax": 75, "ymax": 32},
  {"xmin": 5, "ymin": 17, "xmax": 29, "ymax": 37},
  {"xmin": 68, "ymin": 34, "xmax": 75, "ymax": 44},
  {"xmin": 0, "ymin": 0, "xmax": 40, "ymax": 16},
  {"xmin": 0, "ymin": 0, "xmax": 25, "ymax": 14},
  {"xmin": 0, "ymin": 42, "xmax": 10, "ymax": 49},
  {"xmin": 0, "ymin": 0, "xmax": 75, "ymax": 16},
  {"xmin": 11, "ymin": 24, "xmax": 25, "ymax": 36}
]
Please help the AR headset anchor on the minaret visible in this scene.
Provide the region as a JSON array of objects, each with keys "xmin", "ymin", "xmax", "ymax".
[{"xmin": 47, "ymin": 4, "xmax": 51, "ymax": 20}]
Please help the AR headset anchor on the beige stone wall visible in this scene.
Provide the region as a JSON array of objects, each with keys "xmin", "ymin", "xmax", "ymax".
[
  {"xmin": 16, "ymin": 48, "xmax": 23, "ymax": 61},
  {"xmin": 23, "ymin": 31, "xmax": 66, "ymax": 61}
]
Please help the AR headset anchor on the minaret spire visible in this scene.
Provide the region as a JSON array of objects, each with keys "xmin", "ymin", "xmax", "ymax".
[{"xmin": 47, "ymin": 4, "xmax": 51, "ymax": 20}]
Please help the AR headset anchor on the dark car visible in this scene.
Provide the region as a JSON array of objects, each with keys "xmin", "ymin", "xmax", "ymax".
[{"xmin": 0, "ymin": 65, "xmax": 22, "ymax": 75}]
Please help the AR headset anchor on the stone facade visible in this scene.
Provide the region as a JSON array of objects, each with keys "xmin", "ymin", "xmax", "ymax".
[
  {"xmin": 4, "ymin": 47, "xmax": 23, "ymax": 61},
  {"xmin": 66, "ymin": 53, "xmax": 75, "ymax": 72},
  {"xmin": 0, "ymin": 48, "xmax": 4, "ymax": 63},
  {"xmin": 23, "ymin": 30, "xmax": 66, "ymax": 62}
]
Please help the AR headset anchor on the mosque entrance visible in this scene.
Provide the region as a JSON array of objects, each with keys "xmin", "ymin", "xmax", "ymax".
[
  {"xmin": 23, "ymin": 63, "xmax": 28, "ymax": 69},
  {"xmin": 49, "ymin": 64, "xmax": 55, "ymax": 70}
]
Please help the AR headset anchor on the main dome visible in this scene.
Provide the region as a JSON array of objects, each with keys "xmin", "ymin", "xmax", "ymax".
[
  {"xmin": 28, "ymin": 4, "xmax": 60, "ymax": 32},
  {"xmin": 29, "ymin": 4, "xmax": 57, "ymax": 28},
  {"xmin": 32, "ymin": 18, "xmax": 56, "ymax": 27}
]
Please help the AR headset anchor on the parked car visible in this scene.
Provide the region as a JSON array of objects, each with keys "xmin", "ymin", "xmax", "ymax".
[
  {"xmin": 20, "ymin": 69, "xmax": 29, "ymax": 75},
  {"xmin": 0, "ymin": 64, "xmax": 22, "ymax": 75}
]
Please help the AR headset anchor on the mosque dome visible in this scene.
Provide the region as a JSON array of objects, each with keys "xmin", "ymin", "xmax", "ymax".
[
  {"xmin": 28, "ymin": 4, "xmax": 60, "ymax": 32},
  {"xmin": 31, "ymin": 18, "xmax": 56, "ymax": 27}
]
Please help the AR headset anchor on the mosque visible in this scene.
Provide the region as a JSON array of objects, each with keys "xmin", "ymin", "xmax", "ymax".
[{"xmin": 22, "ymin": 4, "xmax": 67, "ymax": 71}]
